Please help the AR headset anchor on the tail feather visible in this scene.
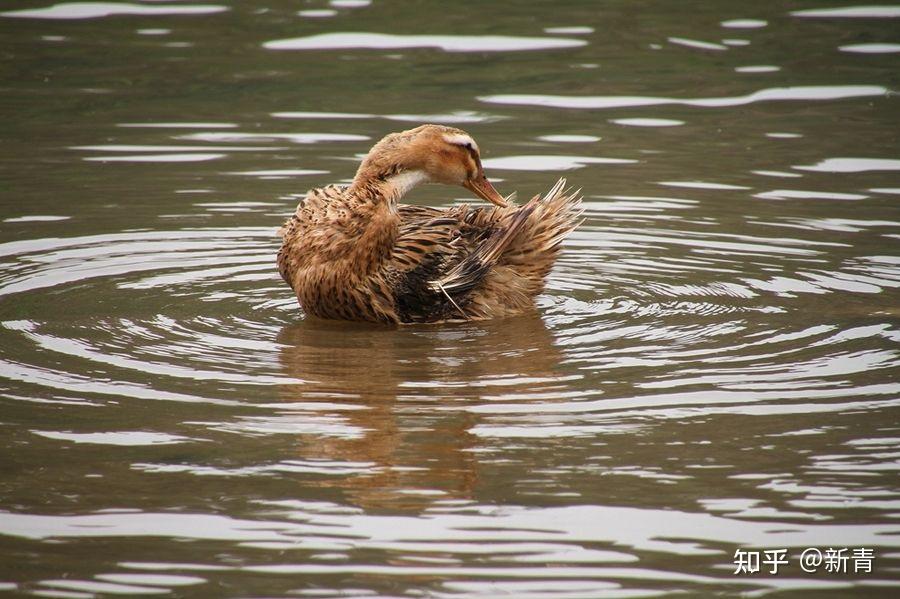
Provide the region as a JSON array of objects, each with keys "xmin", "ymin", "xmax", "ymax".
[
  {"xmin": 501, "ymin": 178, "xmax": 583, "ymax": 271},
  {"xmin": 431, "ymin": 178, "xmax": 582, "ymax": 301},
  {"xmin": 432, "ymin": 198, "xmax": 538, "ymax": 296}
]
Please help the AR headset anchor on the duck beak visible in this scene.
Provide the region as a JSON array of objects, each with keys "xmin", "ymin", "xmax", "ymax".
[{"xmin": 464, "ymin": 172, "xmax": 508, "ymax": 208}]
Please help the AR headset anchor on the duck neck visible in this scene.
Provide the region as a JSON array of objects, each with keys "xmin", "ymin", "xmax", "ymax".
[
  {"xmin": 382, "ymin": 169, "xmax": 430, "ymax": 202},
  {"xmin": 350, "ymin": 165, "xmax": 429, "ymax": 206},
  {"xmin": 341, "ymin": 168, "xmax": 428, "ymax": 274}
]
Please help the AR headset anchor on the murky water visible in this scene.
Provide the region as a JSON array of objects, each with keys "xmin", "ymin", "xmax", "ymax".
[{"xmin": 2, "ymin": 1, "xmax": 899, "ymax": 596}]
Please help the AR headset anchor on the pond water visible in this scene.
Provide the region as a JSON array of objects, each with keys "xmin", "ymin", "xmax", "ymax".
[{"xmin": 1, "ymin": 1, "xmax": 899, "ymax": 597}]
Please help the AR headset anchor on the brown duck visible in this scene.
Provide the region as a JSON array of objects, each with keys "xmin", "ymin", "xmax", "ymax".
[{"xmin": 277, "ymin": 124, "xmax": 582, "ymax": 324}]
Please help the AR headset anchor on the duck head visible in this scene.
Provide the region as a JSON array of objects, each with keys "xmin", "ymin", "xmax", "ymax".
[{"xmin": 352, "ymin": 124, "xmax": 508, "ymax": 207}]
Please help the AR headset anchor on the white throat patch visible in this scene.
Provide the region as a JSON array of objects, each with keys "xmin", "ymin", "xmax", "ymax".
[
  {"xmin": 443, "ymin": 133, "xmax": 479, "ymax": 153},
  {"xmin": 385, "ymin": 169, "xmax": 429, "ymax": 199}
]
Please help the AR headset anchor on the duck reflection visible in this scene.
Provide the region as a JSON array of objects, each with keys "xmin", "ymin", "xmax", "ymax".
[{"xmin": 276, "ymin": 313, "xmax": 562, "ymax": 511}]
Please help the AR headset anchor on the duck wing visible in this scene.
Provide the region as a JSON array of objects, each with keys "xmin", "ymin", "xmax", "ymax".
[
  {"xmin": 388, "ymin": 202, "xmax": 538, "ymax": 322},
  {"xmin": 422, "ymin": 179, "xmax": 582, "ymax": 322},
  {"xmin": 386, "ymin": 205, "xmax": 470, "ymax": 322}
]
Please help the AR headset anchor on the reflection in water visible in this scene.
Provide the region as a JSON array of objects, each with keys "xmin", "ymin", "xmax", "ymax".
[
  {"xmin": 791, "ymin": 6, "xmax": 900, "ymax": 18},
  {"xmin": 667, "ymin": 37, "xmax": 729, "ymax": 52},
  {"xmin": 721, "ymin": 19, "xmax": 768, "ymax": 29},
  {"xmin": 276, "ymin": 315, "xmax": 564, "ymax": 511},
  {"xmin": 481, "ymin": 85, "xmax": 888, "ymax": 109},
  {"xmin": 272, "ymin": 110, "xmax": 502, "ymax": 123},
  {"xmin": 264, "ymin": 32, "xmax": 588, "ymax": 53},
  {"xmin": 840, "ymin": 43, "xmax": 900, "ymax": 54},
  {"xmin": 482, "ymin": 155, "xmax": 635, "ymax": 171},
  {"xmin": 0, "ymin": 2, "xmax": 229, "ymax": 20}
]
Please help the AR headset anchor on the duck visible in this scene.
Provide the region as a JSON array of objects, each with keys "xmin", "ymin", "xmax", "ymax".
[{"xmin": 276, "ymin": 124, "xmax": 582, "ymax": 324}]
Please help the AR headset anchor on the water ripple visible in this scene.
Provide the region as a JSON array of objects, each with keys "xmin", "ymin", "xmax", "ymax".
[
  {"xmin": 3, "ymin": 502, "xmax": 898, "ymax": 596},
  {"xmin": 3, "ymin": 1, "xmax": 899, "ymax": 596},
  {"xmin": 791, "ymin": 6, "xmax": 900, "ymax": 18},
  {"xmin": 264, "ymin": 33, "xmax": 587, "ymax": 53},
  {"xmin": 480, "ymin": 85, "xmax": 888, "ymax": 110},
  {"xmin": 0, "ymin": 2, "xmax": 228, "ymax": 20}
]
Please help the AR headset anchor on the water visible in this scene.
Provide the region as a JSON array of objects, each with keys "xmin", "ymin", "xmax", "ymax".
[{"xmin": 1, "ymin": 1, "xmax": 899, "ymax": 596}]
